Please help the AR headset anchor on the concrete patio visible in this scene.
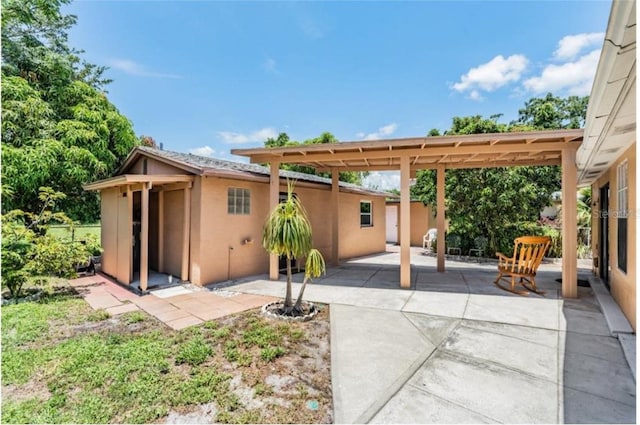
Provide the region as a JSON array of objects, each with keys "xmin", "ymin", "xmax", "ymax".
[{"xmin": 223, "ymin": 247, "xmax": 636, "ymax": 424}]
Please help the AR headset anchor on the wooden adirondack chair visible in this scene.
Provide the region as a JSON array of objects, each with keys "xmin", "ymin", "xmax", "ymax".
[{"xmin": 494, "ymin": 236, "xmax": 552, "ymax": 295}]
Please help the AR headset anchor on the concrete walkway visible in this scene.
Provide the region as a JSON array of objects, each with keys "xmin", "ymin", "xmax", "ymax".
[
  {"xmin": 70, "ymin": 274, "xmax": 277, "ymax": 330},
  {"xmin": 225, "ymin": 249, "xmax": 636, "ymax": 424}
]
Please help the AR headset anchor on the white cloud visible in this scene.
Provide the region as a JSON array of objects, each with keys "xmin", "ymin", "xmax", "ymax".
[
  {"xmin": 189, "ymin": 146, "xmax": 216, "ymax": 157},
  {"xmin": 468, "ymin": 90, "xmax": 483, "ymax": 101},
  {"xmin": 362, "ymin": 171, "xmax": 400, "ymax": 192},
  {"xmin": 553, "ymin": 32, "xmax": 604, "ymax": 60},
  {"xmin": 108, "ymin": 58, "xmax": 181, "ymax": 79},
  {"xmin": 358, "ymin": 123, "xmax": 398, "ymax": 140},
  {"xmin": 217, "ymin": 127, "xmax": 278, "ymax": 144},
  {"xmin": 523, "ymin": 49, "xmax": 600, "ymax": 95},
  {"xmin": 263, "ymin": 57, "xmax": 279, "ymax": 74},
  {"xmin": 452, "ymin": 54, "xmax": 529, "ymax": 99},
  {"xmin": 298, "ymin": 17, "xmax": 325, "ymax": 39}
]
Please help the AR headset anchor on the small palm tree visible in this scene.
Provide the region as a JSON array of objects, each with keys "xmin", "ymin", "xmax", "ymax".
[{"xmin": 262, "ymin": 180, "xmax": 326, "ymax": 316}]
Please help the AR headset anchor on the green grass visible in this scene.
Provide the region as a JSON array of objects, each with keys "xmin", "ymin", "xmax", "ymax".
[
  {"xmin": 47, "ymin": 224, "xmax": 100, "ymax": 242},
  {"xmin": 1, "ymin": 284, "xmax": 329, "ymax": 424}
]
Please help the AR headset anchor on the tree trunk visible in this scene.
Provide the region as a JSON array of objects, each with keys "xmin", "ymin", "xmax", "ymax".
[
  {"xmin": 284, "ymin": 257, "xmax": 293, "ymax": 308},
  {"xmin": 294, "ymin": 277, "xmax": 309, "ymax": 311}
]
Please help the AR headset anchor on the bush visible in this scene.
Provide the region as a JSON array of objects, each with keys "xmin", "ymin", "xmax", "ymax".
[
  {"xmin": 2, "ymin": 188, "xmax": 98, "ymax": 298},
  {"xmin": 29, "ymin": 235, "xmax": 88, "ymax": 278},
  {"xmin": 260, "ymin": 346, "xmax": 285, "ymax": 362},
  {"xmin": 175, "ymin": 336, "xmax": 212, "ymax": 366}
]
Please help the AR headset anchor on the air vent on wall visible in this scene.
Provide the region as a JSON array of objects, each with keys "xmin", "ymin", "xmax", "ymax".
[
  {"xmin": 594, "ymin": 162, "xmax": 609, "ymax": 167},
  {"xmin": 601, "ymin": 147, "xmax": 621, "ymax": 154}
]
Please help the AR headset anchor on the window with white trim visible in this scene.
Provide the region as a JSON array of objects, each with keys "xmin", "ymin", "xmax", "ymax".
[
  {"xmin": 360, "ymin": 201, "xmax": 373, "ymax": 227},
  {"xmin": 228, "ymin": 188, "xmax": 250, "ymax": 215},
  {"xmin": 617, "ymin": 161, "xmax": 628, "ymax": 273}
]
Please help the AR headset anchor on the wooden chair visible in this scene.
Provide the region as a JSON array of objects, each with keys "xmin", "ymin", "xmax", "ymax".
[{"xmin": 494, "ymin": 236, "xmax": 551, "ymax": 295}]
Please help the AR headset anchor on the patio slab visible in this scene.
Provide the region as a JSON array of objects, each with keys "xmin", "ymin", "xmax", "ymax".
[
  {"xmin": 370, "ymin": 384, "xmax": 495, "ymax": 424},
  {"xmin": 409, "ymin": 350, "xmax": 558, "ymax": 423},
  {"xmin": 464, "ymin": 293, "xmax": 560, "ymax": 330},
  {"xmin": 402, "ymin": 291, "xmax": 468, "ymax": 318},
  {"xmin": 331, "ymin": 304, "xmax": 435, "ymax": 424}
]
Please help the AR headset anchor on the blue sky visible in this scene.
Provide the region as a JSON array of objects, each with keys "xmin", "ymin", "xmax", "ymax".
[{"xmin": 66, "ymin": 0, "xmax": 611, "ymax": 188}]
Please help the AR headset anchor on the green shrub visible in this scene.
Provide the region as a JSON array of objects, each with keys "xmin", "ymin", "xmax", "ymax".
[
  {"xmin": 260, "ymin": 346, "xmax": 285, "ymax": 362},
  {"xmin": 175, "ymin": 336, "xmax": 212, "ymax": 366},
  {"xmin": 122, "ymin": 311, "xmax": 145, "ymax": 324},
  {"xmin": 87, "ymin": 310, "xmax": 110, "ymax": 322},
  {"xmin": 1, "ymin": 188, "xmax": 95, "ymax": 298}
]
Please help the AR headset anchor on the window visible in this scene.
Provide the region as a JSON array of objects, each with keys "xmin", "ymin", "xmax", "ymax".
[
  {"xmin": 617, "ymin": 161, "xmax": 628, "ymax": 273},
  {"xmin": 228, "ymin": 188, "xmax": 250, "ymax": 215},
  {"xmin": 360, "ymin": 201, "xmax": 373, "ymax": 227}
]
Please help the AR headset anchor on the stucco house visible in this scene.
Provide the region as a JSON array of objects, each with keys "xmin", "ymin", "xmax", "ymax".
[
  {"xmin": 579, "ymin": 0, "xmax": 636, "ymax": 329},
  {"xmin": 84, "ymin": 147, "xmax": 389, "ymax": 290}
]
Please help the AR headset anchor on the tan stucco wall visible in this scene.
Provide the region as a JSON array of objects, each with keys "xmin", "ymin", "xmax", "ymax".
[
  {"xmin": 190, "ymin": 177, "xmax": 387, "ymax": 285},
  {"xmin": 591, "ymin": 143, "xmax": 636, "ymax": 330},
  {"xmin": 390, "ymin": 201, "xmax": 438, "ymax": 246},
  {"xmin": 128, "ymin": 157, "xmax": 188, "ymax": 175},
  {"xmin": 116, "ymin": 188, "xmax": 132, "ymax": 284},
  {"xmin": 162, "ymin": 189, "xmax": 185, "ymax": 278},
  {"xmin": 100, "ymin": 188, "xmax": 119, "ymax": 279},
  {"xmin": 338, "ymin": 192, "xmax": 386, "ymax": 259},
  {"xmin": 149, "ymin": 193, "xmax": 159, "ymax": 270},
  {"xmin": 192, "ymin": 177, "xmax": 271, "ymax": 285}
]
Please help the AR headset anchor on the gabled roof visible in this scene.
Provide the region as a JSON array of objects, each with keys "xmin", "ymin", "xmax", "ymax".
[{"xmin": 106, "ymin": 146, "xmax": 393, "ymax": 197}]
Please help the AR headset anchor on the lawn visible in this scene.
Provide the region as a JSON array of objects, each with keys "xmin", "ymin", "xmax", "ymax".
[
  {"xmin": 1, "ymin": 282, "xmax": 332, "ymax": 424},
  {"xmin": 47, "ymin": 224, "xmax": 101, "ymax": 242}
]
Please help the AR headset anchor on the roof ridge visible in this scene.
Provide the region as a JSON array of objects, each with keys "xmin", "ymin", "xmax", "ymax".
[{"xmin": 135, "ymin": 146, "xmax": 391, "ymax": 196}]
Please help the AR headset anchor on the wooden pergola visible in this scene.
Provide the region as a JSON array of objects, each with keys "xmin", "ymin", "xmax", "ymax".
[{"xmin": 232, "ymin": 128, "xmax": 584, "ymax": 298}]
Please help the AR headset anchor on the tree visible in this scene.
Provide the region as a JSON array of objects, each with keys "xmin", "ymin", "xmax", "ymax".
[
  {"xmin": 2, "ymin": 187, "xmax": 91, "ymax": 298},
  {"xmin": 411, "ymin": 109, "xmax": 565, "ymax": 255},
  {"xmin": 264, "ymin": 132, "xmax": 366, "ymax": 185},
  {"xmin": 262, "ymin": 181, "xmax": 326, "ymax": 316},
  {"xmin": 514, "ymin": 93, "xmax": 588, "ymax": 130},
  {"xmin": 1, "ymin": 0, "xmax": 138, "ymax": 221}
]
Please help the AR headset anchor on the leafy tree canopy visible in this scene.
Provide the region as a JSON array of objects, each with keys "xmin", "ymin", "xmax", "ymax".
[
  {"xmin": 264, "ymin": 131, "xmax": 366, "ymax": 185},
  {"xmin": 412, "ymin": 94, "xmax": 587, "ymax": 255},
  {"xmin": 1, "ymin": 0, "xmax": 138, "ymax": 222},
  {"xmin": 513, "ymin": 92, "xmax": 588, "ymax": 130}
]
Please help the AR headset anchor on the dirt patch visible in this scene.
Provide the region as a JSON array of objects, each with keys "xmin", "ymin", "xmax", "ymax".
[
  {"xmin": 163, "ymin": 306, "xmax": 332, "ymax": 424},
  {"xmin": 3, "ymin": 380, "xmax": 51, "ymax": 403}
]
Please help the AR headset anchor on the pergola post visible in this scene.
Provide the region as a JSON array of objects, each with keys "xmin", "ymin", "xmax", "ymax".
[
  {"xmin": 562, "ymin": 148, "xmax": 578, "ymax": 298},
  {"xmin": 331, "ymin": 169, "xmax": 340, "ymax": 266},
  {"xmin": 140, "ymin": 182, "xmax": 150, "ymax": 291},
  {"xmin": 437, "ymin": 164, "xmax": 446, "ymax": 272},
  {"xmin": 400, "ymin": 156, "xmax": 411, "ymax": 288},
  {"xmin": 269, "ymin": 162, "xmax": 280, "ymax": 280},
  {"xmin": 181, "ymin": 185, "xmax": 191, "ymax": 282}
]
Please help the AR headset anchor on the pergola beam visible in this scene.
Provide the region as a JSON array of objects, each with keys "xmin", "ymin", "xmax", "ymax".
[
  {"xmin": 316, "ymin": 158, "xmax": 561, "ymax": 173},
  {"xmin": 247, "ymin": 141, "xmax": 579, "ymax": 164}
]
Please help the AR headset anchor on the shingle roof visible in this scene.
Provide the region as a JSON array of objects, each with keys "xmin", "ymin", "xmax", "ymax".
[{"xmin": 135, "ymin": 146, "xmax": 392, "ymax": 197}]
